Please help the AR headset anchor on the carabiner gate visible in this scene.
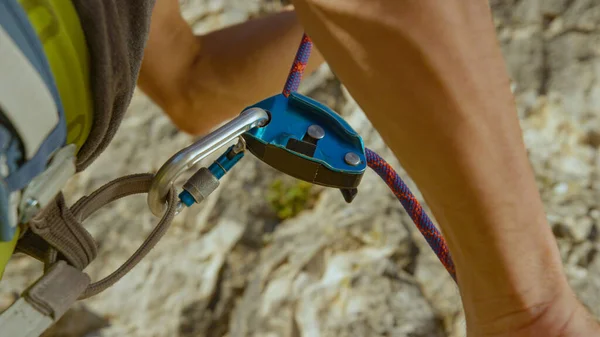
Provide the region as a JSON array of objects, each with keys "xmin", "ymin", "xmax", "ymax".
[{"xmin": 147, "ymin": 108, "xmax": 269, "ymax": 216}]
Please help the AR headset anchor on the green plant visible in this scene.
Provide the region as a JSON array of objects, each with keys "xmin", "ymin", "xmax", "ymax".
[{"xmin": 266, "ymin": 178, "xmax": 317, "ymax": 220}]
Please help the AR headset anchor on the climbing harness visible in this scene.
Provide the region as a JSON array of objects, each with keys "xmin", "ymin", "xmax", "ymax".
[{"xmin": 0, "ymin": 6, "xmax": 456, "ymax": 333}]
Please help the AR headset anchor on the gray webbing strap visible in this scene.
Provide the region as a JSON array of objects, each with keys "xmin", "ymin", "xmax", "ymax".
[
  {"xmin": 0, "ymin": 261, "xmax": 89, "ymax": 337},
  {"xmin": 24, "ymin": 261, "xmax": 91, "ymax": 318},
  {"xmin": 73, "ymin": 174, "xmax": 177, "ymax": 299},
  {"xmin": 16, "ymin": 173, "xmax": 177, "ymax": 300},
  {"xmin": 27, "ymin": 193, "xmax": 98, "ymax": 270}
]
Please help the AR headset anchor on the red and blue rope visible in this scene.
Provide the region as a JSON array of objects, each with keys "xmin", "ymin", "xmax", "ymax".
[
  {"xmin": 283, "ymin": 34, "xmax": 456, "ymax": 281},
  {"xmin": 365, "ymin": 149, "xmax": 456, "ymax": 280},
  {"xmin": 283, "ymin": 33, "xmax": 313, "ymax": 97}
]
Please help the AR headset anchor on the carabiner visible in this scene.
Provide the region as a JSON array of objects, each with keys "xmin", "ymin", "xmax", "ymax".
[{"xmin": 147, "ymin": 108, "xmax": 269, "ymax": 216}]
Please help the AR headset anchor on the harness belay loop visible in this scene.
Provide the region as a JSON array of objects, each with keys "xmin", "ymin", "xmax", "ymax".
[{"xmin": 18, "ymin": 173, "xmax": 178, "ymax": 299}]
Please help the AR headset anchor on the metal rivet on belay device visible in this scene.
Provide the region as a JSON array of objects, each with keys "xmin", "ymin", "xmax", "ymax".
[
  {"xmin": 344, "ymin": 152, "xmax": 361, "ymax": 166},
  {"xmin": 306, "ymin": 125, "xmax": 325, "ymax": 140}
]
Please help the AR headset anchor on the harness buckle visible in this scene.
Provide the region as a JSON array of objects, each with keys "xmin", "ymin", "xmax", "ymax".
[{"xmin": 18, "ymin": 144, "xmax": 76, "ymax": 224}]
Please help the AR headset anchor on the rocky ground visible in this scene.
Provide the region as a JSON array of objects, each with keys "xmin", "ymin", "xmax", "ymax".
[{"xmin": 2, "ymin": 0, "xmax": 600, "ymax": 336}]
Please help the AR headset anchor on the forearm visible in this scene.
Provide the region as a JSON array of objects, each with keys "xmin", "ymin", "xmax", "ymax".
[
  {"xmin": 138, "ymin": 3, "xmax": 324, "ymax": 134},
  {"xmin": 182, "ymin": 10, "xmax": 323, "ymax": 134},
  {"xmin": 292, "ymin": 0, "xmax": 597, "ymax": 335}
]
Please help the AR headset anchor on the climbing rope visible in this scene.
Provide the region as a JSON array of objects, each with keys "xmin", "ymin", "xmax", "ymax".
[
  {"xmin": 283, "ymin": 33, "xmax": 313, "ymax": 97},
  {"xmin": 284, "ymin": 34, "xmax": 457, "ymax": 281},
  {"xmin": 366, "ymin": 149, "xmax": 456, "ymax": 280}
]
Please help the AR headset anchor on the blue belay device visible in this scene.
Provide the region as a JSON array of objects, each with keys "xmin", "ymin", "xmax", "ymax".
[{"xmin": 242, "ymin": 92, "xmax": 366, "ymax": 202}]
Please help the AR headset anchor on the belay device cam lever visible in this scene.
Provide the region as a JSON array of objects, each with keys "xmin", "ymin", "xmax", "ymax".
[{"xmin": 242, "ymin": 92, "xmax": 366, "ymax": 203}]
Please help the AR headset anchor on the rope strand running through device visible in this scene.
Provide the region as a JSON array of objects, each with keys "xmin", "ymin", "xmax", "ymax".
[
  {"xmin": 283, "ymin": 33, "xmax": 457, "ymax": 281},
  {"xmin": 283, "ymin": 33, "xmax": 313, "ymax": 97},
  {"xmin": 366, "ymin": 149, "xmax": 456, "ymax": 280}
]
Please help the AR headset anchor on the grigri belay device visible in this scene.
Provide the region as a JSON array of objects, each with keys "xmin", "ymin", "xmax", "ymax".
[
  {"xmin": 170, "ymin": 92, "xmax": 366, "ymax": 212},
  {"xmin": 244, "ymin": 92, "xmax": 366, "ymax": 202},
  {"xmin": 146, "ymin": 91, "xmax": 368, "ymax": 217}
]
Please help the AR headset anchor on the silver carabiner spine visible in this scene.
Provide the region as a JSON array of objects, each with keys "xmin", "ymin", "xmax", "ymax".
[{"xmin": 147, "ymin": 108, "xmax": 269, "ymax": 216}]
